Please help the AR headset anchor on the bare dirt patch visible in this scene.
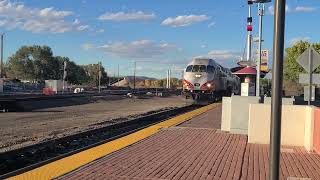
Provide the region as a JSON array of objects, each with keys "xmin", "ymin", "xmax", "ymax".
[{"xmin": 0, "ymin": 95, "xmax": 188, "ymax": 152}]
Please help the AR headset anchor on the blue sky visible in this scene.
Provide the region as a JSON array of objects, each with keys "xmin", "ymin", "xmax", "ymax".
[{"xmin": 0, "ymin": 0, "xmax": 319, "ymax": 78}]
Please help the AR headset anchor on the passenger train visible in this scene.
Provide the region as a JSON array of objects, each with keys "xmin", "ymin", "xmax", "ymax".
[{"xmin": 183, "ymin": 58, "xmax": 240, "ymax": 102}]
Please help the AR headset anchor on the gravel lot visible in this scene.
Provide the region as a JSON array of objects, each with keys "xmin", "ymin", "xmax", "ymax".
[{"xmin": 0, "ymin": 95, "xmax": 188, "ymax": 152}]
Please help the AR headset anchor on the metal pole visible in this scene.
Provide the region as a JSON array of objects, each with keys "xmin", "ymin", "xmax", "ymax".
[
  {"xmin": 117, "ymin": 64, "xmax": 120, "ymax": 87},
  {"xmin": 308, "ymin": 48, "xmax": 313, "ymax": 105},
  {"xmin": 63, "ymin": 61, "xmax": 67, "ymax": 94},
  {"xmin": 133, "ymin": 61, "xmax": 136, "ymax": 90},
  {"xmin": 169, "ymin": 69, "xmax": 171, "ymax": 89},
  {"xmin": 256, "ymin": 4, "xmax": 264, "ymax": 97},
  {"xmin": 108, "ymin": 72, "xmax": 110, "ymax": 86},
  {"xmin": 166, "ymin": 70, "xmax": 168, "ymax": 88},
  {"xmin": 167, "ymin": 70, "xmax": 169, "ymax": 89},
  {"xmin": 246, "ymin": 1, "xmax": 253, "ymax": 62},
  {"xmin": 0, "ymin": 34, "xmax": 3, "ymax": 78},
  {"xmin": 269, "ymin": 0, "xmax": 286, "ymax": 179},
  {"xmin": 98, "ymin": 62, "xmax": 101, "ymax": 94}
]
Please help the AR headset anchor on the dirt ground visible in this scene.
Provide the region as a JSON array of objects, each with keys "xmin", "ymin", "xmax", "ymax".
[{"xmin": 0, "ymin": 95, "xmax": 188, "ymax": 152}]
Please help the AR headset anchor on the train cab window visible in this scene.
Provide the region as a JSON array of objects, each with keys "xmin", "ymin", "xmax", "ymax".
[
  {"xmin": 192, "ymin": 65, "xmax": 207, "ymax": 72},
  {"xmin": 186, "ymin": 65, "xmax": 193, "ymax": 72}
]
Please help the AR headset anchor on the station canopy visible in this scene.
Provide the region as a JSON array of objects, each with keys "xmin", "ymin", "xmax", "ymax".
[{"xmin": 233, "ymin": 66, "xmax": 257, "ymax": 75}]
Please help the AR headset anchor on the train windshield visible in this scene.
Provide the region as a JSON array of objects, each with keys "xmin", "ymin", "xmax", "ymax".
[
  {"xmin": 186, "ymin": 65, "xmax": 193, "ymax": 72},
  {"xmin": 186, "ymin": 65, "xmax": 207, "ymax": 72}
]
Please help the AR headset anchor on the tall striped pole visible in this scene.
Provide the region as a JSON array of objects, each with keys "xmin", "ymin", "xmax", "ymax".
[{"xmin": 246, "ymin": 0, "xmax": 253, "ymax": 63}]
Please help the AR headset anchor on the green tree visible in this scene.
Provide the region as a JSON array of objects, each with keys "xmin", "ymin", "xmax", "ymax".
[
  {"xmin": 284, "ymin": 41, "xmax": 320, "ymax": 82},
  {"xmin": 83, "ymin": 64, "xmax": 108, "ymax": 86},
  {"xmin": 6, "ymin": 45, "xmax": 109, "ymax": 86},
  {"xmin": 6, "ymin": 46, "xmax": 36, "ymax": 80},
  {"xmin": 283, "ymin": 41, "xmax": 320, "ymax": 95},
  {"xmin": 6, "ymin": 45, "xmax": 59, "ymax": 81}
]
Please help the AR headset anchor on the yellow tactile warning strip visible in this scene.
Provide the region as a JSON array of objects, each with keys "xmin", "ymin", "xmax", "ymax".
[{"xmin": 7, "ymin": 103, "xmax": 220, "ymax": 180}]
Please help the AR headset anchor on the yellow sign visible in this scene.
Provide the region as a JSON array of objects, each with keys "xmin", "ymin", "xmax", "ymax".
[{"xmin": 256, "ymin": 50, "xmax": 269, "ymax": 72}]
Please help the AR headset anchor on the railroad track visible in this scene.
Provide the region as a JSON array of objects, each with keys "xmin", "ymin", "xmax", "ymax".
[
  {"xmin": 0, "ymin": 104, "xmax": 199, "ymax": 178},
  {"xmin": 0, "ymin": 89, "xmax": 182, "ymax": 112}
]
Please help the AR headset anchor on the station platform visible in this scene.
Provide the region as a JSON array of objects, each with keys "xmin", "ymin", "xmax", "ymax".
[{"xmin": 9, "ymin": 104, "xmax": 320, "ymax": 180}]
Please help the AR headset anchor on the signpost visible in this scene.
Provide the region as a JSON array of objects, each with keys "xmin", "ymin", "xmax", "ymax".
[{"xmin": 296, "ymin": 47, "xmax": 320, "ymax": 105}]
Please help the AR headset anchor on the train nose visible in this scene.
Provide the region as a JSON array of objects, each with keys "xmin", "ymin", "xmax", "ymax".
[{"xmin": 183, "ymin": 79, "xmax": 194, "ymax": 90}]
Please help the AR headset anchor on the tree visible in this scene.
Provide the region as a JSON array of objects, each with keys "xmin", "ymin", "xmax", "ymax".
[
  {"xmin": 283, "ymin": 41, "xmax": 320, "ymax": 95},
  {"xmin": 284, "ymin": 41, "xmax": 320, "ymax": 82},
  {"xmin": 6, "ymin": 46, "xmax": 34, "ymax": 80},
  {"xmin": 144, "ymin": 79, "xmax": 151, "ymax": 87},
  {"xmin": 82, "ymin": 64, "xmax": 108, "ymax": 86},
  {"xmin": 6, "ymin": 45, "xmax": 58, "ymax": 81}
]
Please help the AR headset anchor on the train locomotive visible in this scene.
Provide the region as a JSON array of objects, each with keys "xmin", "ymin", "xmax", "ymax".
[{"xmin": 183, "ymin": 58, "xmax": 240, "ymax": 102}]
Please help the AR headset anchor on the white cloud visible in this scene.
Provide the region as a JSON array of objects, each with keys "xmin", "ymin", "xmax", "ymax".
[
  {"xmin": 162, "ymin": 15, "xmax": 209, "ymax": 27},
  {"xmin": 96, "ymin": 29, "xmax": 105, "ymax": 33},
  {"xmin": 295, "ymin": 6, "xmax": 317, "ymax": 13},
  {"xmin": 73, "ymin": 19, "xmax": 80, "ymax": 25},
  {"xmin": 82, "ymin": 43, "xmax": 94, "ymax": 50},
  {"xmin": 201, "ymin": 44, "xmax": 207, "ymax": 48},
  {"xmin": 207, "ymin": 50, "xmax": 241, "ymax": 60},
  {"xmin": 77, "ymin": 25, "xmax": 90, "ymax": 31},
  {"xmin": 289, "ymin": 37, "xmax": 311, "ymax": 45},
  {"xmin": 95, "ymin": 40, "xmax": 177, "ymax": 59},
  {"xmin": 0, "ymin": 0, "xmax": 90, "ymax": 33},
  {"xmin": 98, "ymin": 11, "xmax": 156, "ymax": 21},
  {"xmin": 268, "ymin": 5, "xmax": 316, "ymax": 15},
  {"xmin": 208, "ymin": 22, "xmax": 215, "ymax": 28}
]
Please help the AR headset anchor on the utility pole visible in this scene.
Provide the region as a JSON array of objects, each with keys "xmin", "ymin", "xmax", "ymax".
[
  {"xmin": 269, "ymin": 0, "xmax": 286, "ymax": 180},
  {"xmin": 117, "ymin": 64, "xmax": 120, "ymax": 87},
  {"xmin": 133, "ymin": 61, "xmax": 136, "ymax": 90},
  {"xmin": 256, "ymin": 3, "xmax": 265, "ymax": 97},
  {"xmin": 98, "ymin": 61, "xmax": 101, "ymax": 94},
  {"xmin": 62, "ymin": 61, "xmax": 67, "ymax": 94},
  {"xmin": 108, "ymin": 75, "xmax": 111, "ymax": 86},
  {"xmin": 169, "ymin": 69, "xmax": 171, "ymax": 89},
  {"xmin": 166, "ymin": 69, "xmax": 170, "ymax": 89},
  {"xmin": 0, "ymin": 33, "xmax": 4, "ymax": 78}
]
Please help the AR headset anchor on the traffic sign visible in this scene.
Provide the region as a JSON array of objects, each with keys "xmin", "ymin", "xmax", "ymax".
[
  {"xmin": 299, "ymin": 74, "xmax": 320, "ymax": 84},
  {"xmin": 296, "ymin": 47, "xmax": 320, "ymax": 105},
  {"xmin": 296, "ymin": 47, "xmax": 320, "ymax": 72}
]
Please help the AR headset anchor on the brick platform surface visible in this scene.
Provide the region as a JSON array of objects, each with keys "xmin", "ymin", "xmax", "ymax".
[
  {"xmin": 58, "ymin": 129, "xmax": 320, "ymax": 180},
  {"xmin": 58, "ymin": 106, "xmax": 320, "ymax": 180},
  {"xmin": 179, "ymin": 105, "xmax": 222, "ymax": 129}
]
